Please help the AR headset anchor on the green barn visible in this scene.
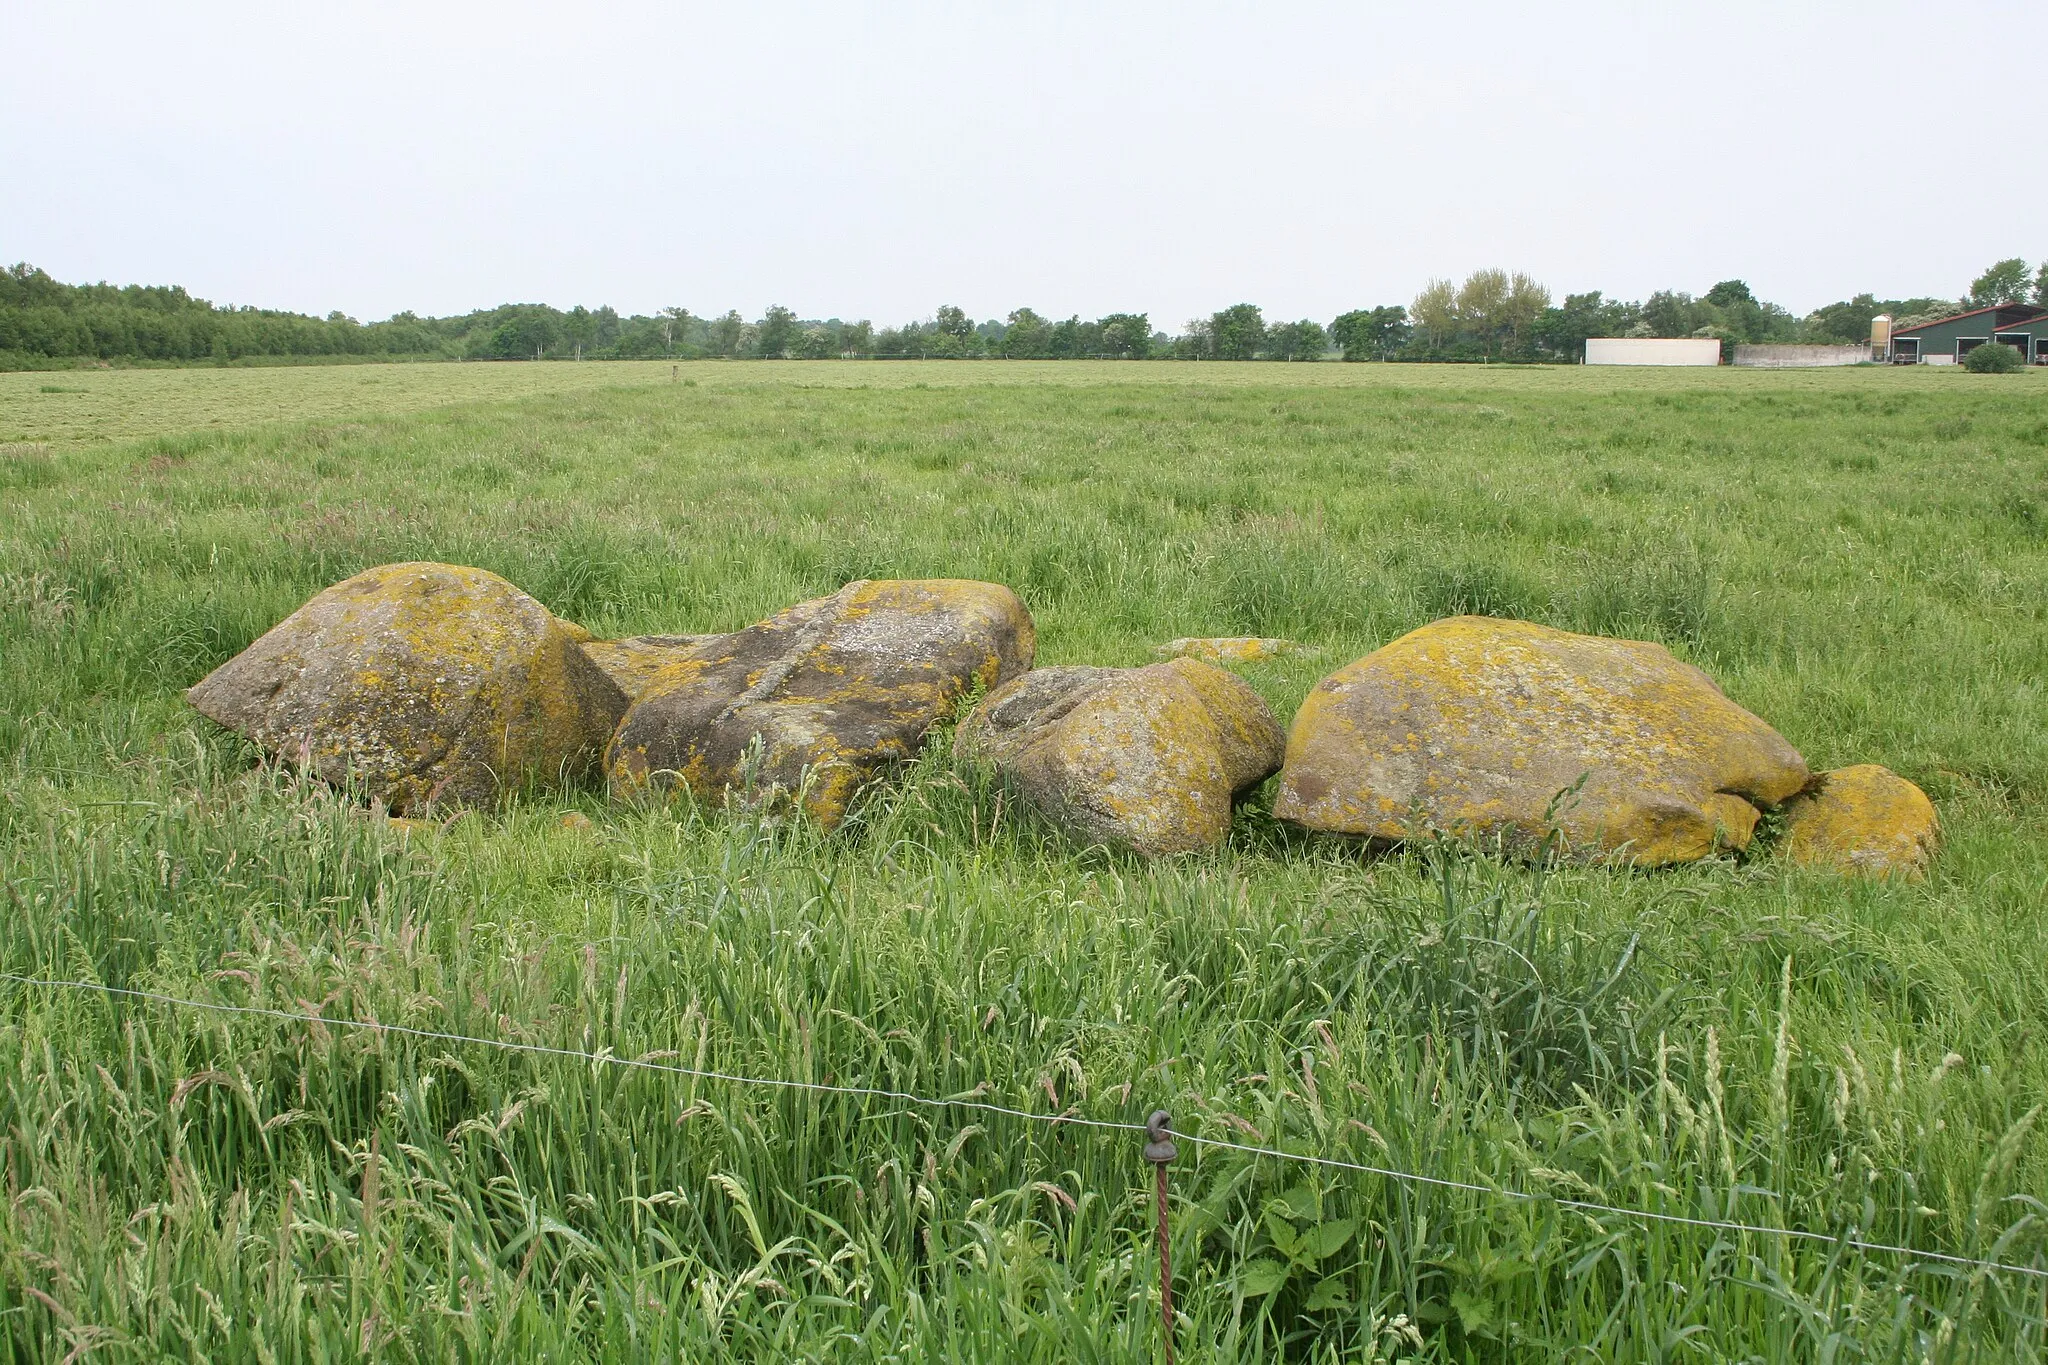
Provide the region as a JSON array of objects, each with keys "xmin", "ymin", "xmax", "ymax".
[
  {"xmin": 1993, "ymin": 311, "xmax": 2048, "ymax": 364},
  {"xmin": 1889, "ymin": 303, "xmax": 2047, "ymax": 363}
]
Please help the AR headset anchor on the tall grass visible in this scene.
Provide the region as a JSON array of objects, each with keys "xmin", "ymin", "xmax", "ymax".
[{"xmin": 2, "ymin": 362, "xmax": 2045, "ymax": 1359}]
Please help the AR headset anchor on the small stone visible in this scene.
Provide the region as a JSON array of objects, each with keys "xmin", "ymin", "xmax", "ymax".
[
  {"xmin": 1781, "ymin": 764, "xmax": 1939, "ymax": 879},
  {"xmin": 1155, "ymin": 637, "xmax": 1303, "ymax": 664},
  {"xmin": 1701, "ymin": 793, "xmax": 1762, "ymax": 853},
  {"xmin": 958, "ymin": 657, "xmax": 1284, "ymax": 855},
  {"xmin": 559, "ymin": 811, "xmax": 594, "ymax": 830}
]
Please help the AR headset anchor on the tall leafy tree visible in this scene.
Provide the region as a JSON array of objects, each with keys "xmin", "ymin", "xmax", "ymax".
[
  {"xmin": 1969, "ymin": 258, "xmax": 2031, "ymax": 308},
  {"xmin": 1410, "ymin": 279, "xmax": 1457, "ymax": 344},
  {"xmin": 1172, "ymin": 318, "xmax": 1213, "ymax": 360},
  {"xmin": 1531, "ymin": 291, "xmax": 1636, "ymax": 360},
  {"xmin": 712, "ymin": 310, "xmax": 744, "ymax": 357},
  {"xmin": 1265, "ymin": 319, "xmax": 1327, "ymax": 360},
  {"xmin": 1329, "ymin": 306, "xmax": 1410, "ymax": 361},
  {"xmin": 658, "ymin": 306, "xmax": 691, "ymax": 356},
  {"xmin": 754, "ymin": 306, "xmax": 797, "ymax": 358},
  {"xmin": 1209, "ymin": 303, "xmax": 1264, "ymax": 360},
  {"xmin": 1003, "ymin": 308, "xmax": 1050, "ymax": 358},
  {"xmin": 1098, "ymin": 313, "xmax": 1150, "ymax": 359}
]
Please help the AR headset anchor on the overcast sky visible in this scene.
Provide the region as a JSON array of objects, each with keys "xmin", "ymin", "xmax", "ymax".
[{"xmin": 6, "ymin": 2, "xmax": 2043, "ymax": 327}]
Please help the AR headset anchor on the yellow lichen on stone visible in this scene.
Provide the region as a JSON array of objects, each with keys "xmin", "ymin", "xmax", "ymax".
[
  {"xmin": 1701, "ymin": 793, "xmax": 1762, "ymax": 854},
  {"xmin": 1273, "ymin": 616, "xmax": 1809, "ymax": 865},
  {"xmin": 1780, "ymin": 764, "xmax": 1938, "ymax": 880},
  {"xmin": 1155, "ymin": 637, "xmax": 1304, "ymax": 665},
  {"xmin": 580, "ymin": 634, "xmax": 726, "ymax": 700},
  {"xmin": 607, "ymin": 579, "xmax": 1035, "ymax": 829},
  {"xmin": 188, "ymin": 562, "xmax": 626, "ymax": 812},
  {"xmin": 959, "ymin": 658, "xmax": 1284, "ymax": 855}
]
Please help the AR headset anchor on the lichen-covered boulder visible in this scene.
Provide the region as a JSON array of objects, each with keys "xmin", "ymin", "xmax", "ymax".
[
  {"xmin": 1702, "ymin": 792, "xmax": 1762, "ymax": 854},
  {"xmin": 188, "ymin": 562, "xmax": 626, "ymax": 811},
  {"xmin": 1272, "ymin": 616, "xmax": 1810, "ymax": 864},
  {"xmin": 607, "ymin": 579, "xmax": 1034, "ymax": 828},
  {"xmin": 1781, "ymin": 764, "xmax": 1938, "ymax": 879},
  {"xmin": 580, "ymin": 634, "xmax": 725, "ymax": 700},
  {"xmin": 1155, "ymin": 637, "xmax": 1304, "ymax": 665},
  {"xmin": 958, "ymin": 658, "xmax": 1284, "ymax": 855}
]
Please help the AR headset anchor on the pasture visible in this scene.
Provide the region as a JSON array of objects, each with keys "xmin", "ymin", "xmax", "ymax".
[{"xmin": 2, "ymin": 359, "xmax": 2046, "ymax": 1360}]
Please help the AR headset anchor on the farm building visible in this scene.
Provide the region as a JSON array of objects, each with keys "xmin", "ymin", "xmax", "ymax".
[
  {"xmin": 1991, "ymin": 312, "xmax": 2048, "ymax": 364},
  {"xmin": 1888, "ymin": 303, "xmax": 2047, "ymax": 364},
  {"xmin": 1585, "ymin": 337, "xmax": 1721, "ymax": 366}
]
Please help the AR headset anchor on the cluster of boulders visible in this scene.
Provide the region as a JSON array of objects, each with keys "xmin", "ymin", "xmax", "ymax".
[{"xmin": 188, "ymin": 564, "xmax": 1939, "ymax": 878}]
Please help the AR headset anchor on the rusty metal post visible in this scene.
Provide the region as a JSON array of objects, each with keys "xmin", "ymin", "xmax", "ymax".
[{"xmin": 1144, "ymin": 1110, "xmax": 1177, "ymax": 1365}]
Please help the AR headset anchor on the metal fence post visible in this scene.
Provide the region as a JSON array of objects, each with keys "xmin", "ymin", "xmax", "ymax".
[{"xmin": 1145, "ymin": 1110, "xmax": 1178, "ymax": 1365}]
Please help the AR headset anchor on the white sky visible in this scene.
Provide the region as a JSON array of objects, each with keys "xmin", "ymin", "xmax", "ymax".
[{"xmin": 5, "ymin": 2, "xmax": 2042, "ymax": 327}]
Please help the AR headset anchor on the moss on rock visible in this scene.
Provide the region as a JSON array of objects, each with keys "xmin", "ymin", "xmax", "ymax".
[
  {"xmin": 1154, "ymin": 637, "xmax": 1304, "ymax": 664},
  {"xmin": 958, "ymin": 657, "xmax": 1284, "ymax": 855},
  {"xmin": 1272, "ymin": 616, "xmax": 1809, "ymax": 865},
  {"xmin": 188, "ymin": 562, "xmax": 626, "ymax": 812},
  {"xmin": 1781, "ymin": 764, "xmax": 1938, "ymax": 879},
  {"xmin": 580, "ymin": 634, "xmax": 726, "ymax": 700},
  {"xmin": 607, "ymin": 579, "xmax": 1034, "ymax": 829}
]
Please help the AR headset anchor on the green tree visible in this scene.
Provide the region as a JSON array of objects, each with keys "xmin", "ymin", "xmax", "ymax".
[
  {"xmin": 1410, "ymin": 279, "xmax": 1457, "ymax": 346},
  {"xmin": 658, "ymin": 307, "xmax": 691, "ymax": 356},
  {"xmin": 1098, "ymin": 313, "xmax": 1150, "ymax": 359},
  {"xmin": 1329, "ymin": 306, "xmax": 1410, "ymax": 361},
  {"xmin": 1265, "ymin": 319, "xmax": 1327, "ymax": 360},
  {"xmin": 1641, "ymin": 290, "xmax": 1704, "ymax": 338},
  {"xmin": 1969, "ymin": 258, "xmax": 2031, "ymax": 307},
  {"xmin": 1003, "ymin": 308, "xmax": 1050, "ymax": 358},
  {"xmin": 2034, "ymin": 261, "xmax": 2048, "ymax": 306},
  {"xmin": 1209, "ymin": 303, "xmax": 1264, "ymax": 360},
  {"xmin": 1704, "ymin": 280, "xmax": 1754, "ymax": 307},
  {"xmin": 486, "ymin": 305, "xmax": 562, "ymax": 360},
  {"xmin": 754, "ymin": 306, "xmax": 797, "ymax": 358},
  {"xmin": 840, "ymin": 320, "xmax": 874, "ymax": 357},
  {"xmin": 712, "ymin": 310, "xmax": 744, "ymax": 357},
  {"xmin": 1531, "ymin": 291, "xmax": 1637, "ymax": 361}
]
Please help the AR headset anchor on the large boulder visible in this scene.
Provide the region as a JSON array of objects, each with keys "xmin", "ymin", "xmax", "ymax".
[
  {"xmin": 1272, "ymin": 616, "xmax": 1810, "ymax": 864},
  {"xmin": 580, "ymin": 634, "xmax": 724, "ymax": 700},
  {"xmin": 1780, "ymin": 764, "xmax": 1939, "ymax": 879},
  {"xmin": 607, "ymin": 579, "xmax": 1034, "ymax": 828},
  {"xmin": 188, "ymin": 562, "xmax": 626, "ymax": 811},
  {"xmin": 958, "ymin": 658, "xmax": 1284, "ymax": 855}
]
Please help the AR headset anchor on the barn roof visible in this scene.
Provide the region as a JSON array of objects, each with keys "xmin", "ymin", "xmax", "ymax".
[{"xmin": 1892, "ymin": 304, "xmax": 2045, "ymax": 336}]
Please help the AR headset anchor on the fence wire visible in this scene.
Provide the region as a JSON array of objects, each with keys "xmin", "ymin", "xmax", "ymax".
[{"xmin": 4, "ymin": 971, "xmax": 2043, "ymax": 1283}]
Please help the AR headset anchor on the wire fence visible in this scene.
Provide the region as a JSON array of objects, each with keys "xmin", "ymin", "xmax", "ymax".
[{"xmin": 4, "ymin": 970, "xmax": 2044, "ymax": 1285}]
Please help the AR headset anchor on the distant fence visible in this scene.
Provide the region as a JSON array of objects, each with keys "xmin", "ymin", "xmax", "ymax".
[{"xmin": 1732, "ymin": 344, "xmax": 1873, "ymax": 369}]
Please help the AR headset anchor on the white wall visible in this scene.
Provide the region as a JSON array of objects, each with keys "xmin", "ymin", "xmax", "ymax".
[
  {"xmin": 1586, "ymin": 338, "xmax": 1723, "ymax": 366},
  {"xmin": 1732, "ymin": 344, "xmax": 1871, "ymax": 369}
]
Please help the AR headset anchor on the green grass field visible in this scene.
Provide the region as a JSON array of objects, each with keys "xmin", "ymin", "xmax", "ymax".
[{"xmin": 3, "ymin": 359, "xmax": 2046, "ymax": 1361}]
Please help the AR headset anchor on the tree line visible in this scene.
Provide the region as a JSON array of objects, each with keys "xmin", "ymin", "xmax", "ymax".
[{"xmin": 5, "ymin": 256, "xmax": 2042, "ymax": 369}]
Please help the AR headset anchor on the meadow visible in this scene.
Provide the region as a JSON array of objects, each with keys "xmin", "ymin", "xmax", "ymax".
[{"xmin": 2, "ymin": 358, "xmax": 2046, "ymax": 1361}]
